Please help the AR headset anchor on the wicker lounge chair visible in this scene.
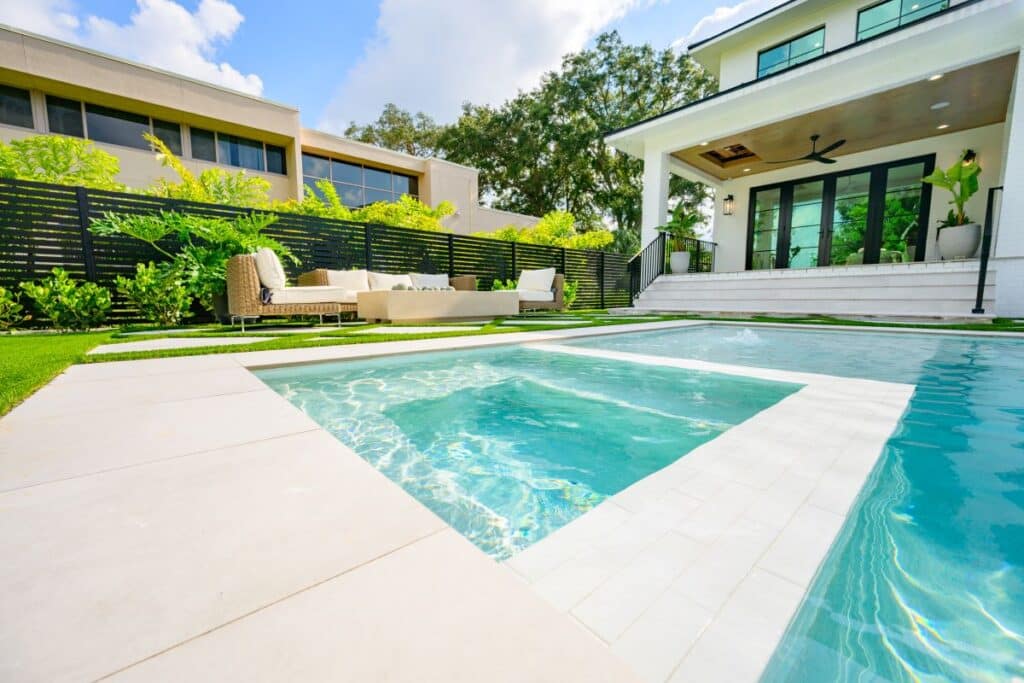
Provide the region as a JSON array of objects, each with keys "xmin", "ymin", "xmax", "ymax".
[
  {"xmin": 227, "ymin": 254, "xmax": 356, "ymax": 331},
  {"xmin": 518, "ymin": 274, "xmax": 564, "ymax": 312}
]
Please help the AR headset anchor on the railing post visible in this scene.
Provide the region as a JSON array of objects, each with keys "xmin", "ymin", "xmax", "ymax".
[
  {"xmin": 599, "ymin": 251, "xmax": 605, "ymax": 308},
  {"xmin": 364, "ymin": 224, "xmax": 373, "ymax": 270},
  {"xmin": 973, "ymin": 186, "xmax": 1002, "ymax": 314},
  {"xmin": 75, "ymin": 187, "xmax": 97, "ymax": 282},
  {"xmin": 693, "ymin": 239, "xmax": 701, "ymax": 274},
  {"xmin": 659, "ymin": 233, "xmax": 667, "ymax": 276},
  {"xmin": 447, "ymin": 233, "xmax": 455, "ymax": 278}
]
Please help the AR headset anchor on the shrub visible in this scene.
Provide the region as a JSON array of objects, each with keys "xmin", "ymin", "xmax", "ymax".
[
  {"xmin": 563, "ymin": 280, "xmax": 579, "ymax": 309},
  {"xmin": 116, "ymin": 262, "xmax": 192, "ymax": 326},
  {"xmin": 0, "ymin": 135, "xmax": 123, "ymax": 190},
  {"xmin": 0, "ymin": 286, "xmax": 30, "ymax": 331},
  {"xmin": 272, "ymin": 181, "xmax": 455, "ymax": 232},
  {"xmin": 473, "ymin": 210, "xmax": 615, "ymax": 251},
  {"xmin": 20, "ymin": 268, "xmax": 111, "ymax": 331},
  {"xmin": 144, "ymin": 133, "xmax": 271, "ymax": 207},
  {"xmin": 491, "ymin": 279, "xmax": 517, "ymax": 291}
]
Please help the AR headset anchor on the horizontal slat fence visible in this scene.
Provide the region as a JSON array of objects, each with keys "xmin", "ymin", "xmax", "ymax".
[{"xmin": 0, "ymin": 177, "xmax": 631, "ymax": 322}]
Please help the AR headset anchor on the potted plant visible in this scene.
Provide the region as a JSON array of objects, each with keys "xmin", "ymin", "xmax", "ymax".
[
  {"xmin": 662, "ymin": 204, "xmax": 702, "ymax": 274},
  {"xmin": 922, "ymin": 150, "xmax": 982, "ymax": 260}
]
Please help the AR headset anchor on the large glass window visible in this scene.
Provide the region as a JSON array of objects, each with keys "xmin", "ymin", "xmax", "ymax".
[
  {"xmin": 788, "ymin": 181, "xmax": 825, "ymax": 268},
  {"xmin": 857, "ymin": 0, "xmax": 948, "ymax": 40},
  {"xmin": 189, "ymin": 128, "xmax": 284, "ymax": 174},
  {"xmin": 85, "ymin": 104, "xmax": 150, "ymax": 150},
  {"xmin": 880, "ymin": 162, "xmax": 927, "ymax": 262},
  {"xmin": 301, "ymin": 152, "xmax": 418, "ymax": 208},
  {"xmin": 46, "ymin": 96, "xmax": 84, "ymax": 138},
  {"xmin": 757, "ymin": 27, "xmax": 825, "ymax": 78},
  {"xmin": 265, "ymin": 144, "xmax": 286, "ymax": 175},
  {"xmin": 0, "ymin": 85, "xmax": 33, "ymax": 129},
  {"xmin": 217, "ymin": 133, "xmax": 265, "ymax": 171},
  {"xmin": 190, "ymin": 127, "xmax": 217, "ymax": 162},
  {"xmin": 831, "ymin": 172, "xmax": 872, "ymax": 265},
  {"xmin": 152, "ymin": 119, "xmax": 183, "ymax": 155}
]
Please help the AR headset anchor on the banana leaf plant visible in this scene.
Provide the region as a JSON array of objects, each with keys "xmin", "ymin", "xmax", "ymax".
[{"xmin": 922, "ymin": 150, "xmax": 981, "ymax": 228}]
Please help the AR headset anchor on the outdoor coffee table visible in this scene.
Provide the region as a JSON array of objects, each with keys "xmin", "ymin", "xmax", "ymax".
[{"xmin": 357, "ymin": 290, "xmax": 519, "ymax": 322}]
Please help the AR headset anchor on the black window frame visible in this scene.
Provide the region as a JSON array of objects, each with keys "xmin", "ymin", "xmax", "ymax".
[
  {"xmin": 856, "ymin": 0, "xmax": 950, "ymax": 41},
  {"xmin": 745, "ymin": 154, "xmax": 935, "ymax": 270},
  {"xmin": 756, "ymin": 26, "xmax": 826, "ymax": 79},
  {"xmin": 0, "ymin": 85, "xmax": 34, "ymax": 129}
]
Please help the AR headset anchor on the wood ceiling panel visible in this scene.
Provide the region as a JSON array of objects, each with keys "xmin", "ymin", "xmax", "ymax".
[{"xmin": 673, "ymin": 54, "xmax": 1017, "ymax": 180}]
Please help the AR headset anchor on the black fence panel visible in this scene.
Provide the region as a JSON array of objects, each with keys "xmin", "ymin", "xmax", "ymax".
[{"xmin": 0, "ymin": 177, "xmax": 634, "ymax": 321}]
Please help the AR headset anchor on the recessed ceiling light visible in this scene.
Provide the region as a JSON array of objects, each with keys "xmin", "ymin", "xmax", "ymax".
[
  {"xmin": 743, "ymin": 168, "xmax": 752, "ymax": 172},
  {"xmin": 700, "ymin": 141, "xmax": 709, "ymax": 146},
  {"xmin": 931, "ymin": 101, "xmax": 950, "ymax": 110},
  {"xmin": 911, "ymin": 3, "xmax": 920, "ymax": 9},
  {"xmin": 937, "ymin": 123, "xmax": 950, "ymax": 130},
  {"xmin": 928, "ymin": 73, "xmax": 944, "ymax": 81}
]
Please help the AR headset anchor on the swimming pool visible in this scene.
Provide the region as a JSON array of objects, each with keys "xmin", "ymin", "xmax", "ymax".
[
  {"xmin": 257, "ymin": 345, "xmax": 799, "ymax": 559},
  {"xmin": 571, "ymin": 325, "xmax": 1024, "ymax": 682}
]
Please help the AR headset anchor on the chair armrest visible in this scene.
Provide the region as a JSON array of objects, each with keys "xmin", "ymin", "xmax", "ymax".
[
  {"xmin": 298, "ymin": 269, "xmax": 329, "ymax": 286},
  {"xmin": 450, "ymin": 274, "xmax": 477, "ymax": 291},
  {"xmin": 226, "ymin": 254, "xmax": 263, "ymax": 315}
]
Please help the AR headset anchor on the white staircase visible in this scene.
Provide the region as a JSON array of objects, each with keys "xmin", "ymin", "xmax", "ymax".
[{"xmin": 634, "ymin": 260, "xmax": 995, "ymax": 318}]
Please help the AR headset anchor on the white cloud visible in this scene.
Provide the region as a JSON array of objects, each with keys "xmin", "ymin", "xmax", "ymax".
[
  {"xmin": 673, "ymin": 0, "xmax": 789, "ymax": 49},
  {"xmin": 0, "ymin": 0, "xmax": 262, "ymax": 96},
  {"xmin": 320, "ymin": 0, "xmax": 642, "ymax": 130}
]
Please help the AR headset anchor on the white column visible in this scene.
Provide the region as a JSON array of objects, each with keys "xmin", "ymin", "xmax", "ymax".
[
  {"xmin": 994, "ymin": 53, "xmax": 1024, "ymax": 317},
  {"xmin": 641, "ymin": 147, "xmax": 670, "ymax": 248}
]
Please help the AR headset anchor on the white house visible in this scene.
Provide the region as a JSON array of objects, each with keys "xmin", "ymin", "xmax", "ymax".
[{"xmin": 608, "ymin": 0, "xmax": 1024, "ymax": 318}]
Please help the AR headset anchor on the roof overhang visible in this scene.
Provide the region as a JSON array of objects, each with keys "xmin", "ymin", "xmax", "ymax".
[{"xmin": 606, "ymin": 0, "xmax": 1023, "ymax": 180}]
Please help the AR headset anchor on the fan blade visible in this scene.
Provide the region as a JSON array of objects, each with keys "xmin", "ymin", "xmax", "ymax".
[
  {"xmin": 766, "ymin": 152, "xmax": 815, "ymax": 164},
  {"xmin": 816, "ymin": 156, "xmax": 838, "ymax": 164},
  {"xmin": 817, "ymin": 138, "xmax": 846, "ymax": 155}
]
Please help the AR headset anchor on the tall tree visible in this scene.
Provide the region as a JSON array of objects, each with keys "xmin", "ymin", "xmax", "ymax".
[{"xmin": 343, "ymin": 103, "xmax": 443, "ymax": 158}]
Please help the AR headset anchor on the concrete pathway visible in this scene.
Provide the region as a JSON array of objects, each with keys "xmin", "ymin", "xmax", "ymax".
[{"xmin": 89, "ymin": 336, "xmax": 268, "ymax": 354}]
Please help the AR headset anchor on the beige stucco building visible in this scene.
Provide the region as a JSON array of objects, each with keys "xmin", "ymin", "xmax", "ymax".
[{"xmin": 0, "ymin": 25, "xmax": 535, "ymax": 235}]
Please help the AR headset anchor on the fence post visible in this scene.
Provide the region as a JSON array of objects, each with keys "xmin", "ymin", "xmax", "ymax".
[
  {"xmin": 75, "ymin": 187, "xmax": 97, "ymax": 282},
  {"xmin": 447, "ymin": 233, "xmax": 455, "ymax": 278},
  {"xmin": 599, "ymin": 251, "xmax": 605, "ymax": 308},
  {"xmin": 511, "ymin": 241, "xmax": 517, "ymax": 279},
  {"xmin": 561, "ymin": 248, "xmax": 567, "ymax": 277},
  {"xmin": 364, "ymin": 224, "xmax": 373, "ymax": 270}
]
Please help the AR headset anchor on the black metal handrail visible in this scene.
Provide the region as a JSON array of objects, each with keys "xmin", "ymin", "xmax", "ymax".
[
  {"xmin": 627, "ymin": 232, "xmax": 717, "ymax": 301},
  {"xmin": 972, "ymin": 185, "xmax": 1002, "ymax": 314}
]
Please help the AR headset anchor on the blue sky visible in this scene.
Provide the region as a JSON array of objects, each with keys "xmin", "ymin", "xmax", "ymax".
[{"xmin": 0, "ymin": 0, "xmax": 783, "ymax": 131}]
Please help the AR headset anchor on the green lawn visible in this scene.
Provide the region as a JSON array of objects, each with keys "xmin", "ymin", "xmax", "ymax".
[
  {"xmin": 0, "ymin": 331, "xmax": 113, "ymax": 416},
  {"xmin": 3, "ymin": 311, "xmax": 1022, "ymax": 418}
]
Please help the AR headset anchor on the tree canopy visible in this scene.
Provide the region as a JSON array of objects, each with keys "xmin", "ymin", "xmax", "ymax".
[{"xmin": 349, "ymin": 32, "xmax": 717, "ymax": 253}]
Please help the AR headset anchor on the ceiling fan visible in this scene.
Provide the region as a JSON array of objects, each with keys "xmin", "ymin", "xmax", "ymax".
[{"xmin": 767, "ymin": 134, "xmax": 846, "ymax": 164}]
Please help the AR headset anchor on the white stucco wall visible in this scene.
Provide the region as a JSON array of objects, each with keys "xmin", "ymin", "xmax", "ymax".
[{"xmin": 708, "ymin": 123, "xmax": 1006, "ymax": 272}]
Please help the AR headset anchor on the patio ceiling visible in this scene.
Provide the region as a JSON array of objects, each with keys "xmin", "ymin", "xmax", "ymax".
[{"xmin": 673, "ymin": 53, "xmax": 1017, "ymax": 180}]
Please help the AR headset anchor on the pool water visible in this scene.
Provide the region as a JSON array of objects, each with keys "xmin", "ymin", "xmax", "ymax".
[
  {"xmin": 572, "ymin": 325, "xmax": 1024, "ymax": 682},
  {"xmin": 257, "ymin": 346, "xmax": 799, "ymax": 559}
]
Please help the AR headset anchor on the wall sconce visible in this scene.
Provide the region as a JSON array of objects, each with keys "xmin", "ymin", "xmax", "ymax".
[
  {"xmin": 723, "ymin": 194, "xmax": 735, "ymax": 215},
  {"xmin": 962, "ymin": 149, "xmax": 977, "ymax": 165}
]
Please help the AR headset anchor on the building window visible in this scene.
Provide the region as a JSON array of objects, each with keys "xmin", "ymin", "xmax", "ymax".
[
  {"xmin": 45, "ymin": 95, "xmax": 185, "ymax": 155},
  {"xmin": 189, "ymin": 127, "xmax": 286, "ymax": 174},
  {"xmin": 46, "ymin": 96, "xmax": 84, "ymax": 138},
  {"xmin": 85, "ymin": 104, "xmax": 150, "ymax": 150},
  {"xmin": 301, "ymin": 152, "xmax": 419, "ymax": 207},
  {"xmin": 0, "ymin": 85, "xmax": 34, "ymax": 129},
  {"xmin": 756, "ymin": 27, "xmax": 825, "ymax": 78},
  {"xmin": 857, "ymin": 0, "xmax": 948, "ymax": 40}
]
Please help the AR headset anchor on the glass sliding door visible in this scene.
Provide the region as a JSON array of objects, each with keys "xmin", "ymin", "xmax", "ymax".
[
  {"xmin": 746, "ymin": 154, "xmax": 934, "ymax": 270},
  {"xmin": 787, "ymin": 181, "xmax": 825, "ymax": 268},
  {"xmin": 750, "ymin": 188, "xmax": 782, "ymax": 270},
  {"xmin": 830, "ymin": 171, "xmax": 872, "ymax": 266},
  {"xmin": 880, "ymin": 161, "xmax": 929, "ymax": 263}
]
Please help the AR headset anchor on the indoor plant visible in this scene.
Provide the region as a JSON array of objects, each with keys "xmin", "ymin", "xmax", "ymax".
[{"xmin": 922, "ymin": 150, "xmax": 982, "ymax": 260}]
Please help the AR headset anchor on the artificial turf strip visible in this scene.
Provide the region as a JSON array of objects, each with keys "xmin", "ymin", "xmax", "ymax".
[{"xmin": 0, "ymin": 331, "xmax": 113, "ymax": 416}]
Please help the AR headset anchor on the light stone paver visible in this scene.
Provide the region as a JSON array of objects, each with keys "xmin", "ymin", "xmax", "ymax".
[
  {"xmin": 508, "ymin": 342, "xmax": 915, "ymax": 682},
  {"xmin": 349, "ymin": 325, "xmax": 484, "ymax": 334},
  {"xmin": 501, "ymin": 319, "xmax": 587, "ymax": 325},
  {"xmin": 89, "ymin": 336, "xmax": 269, "ymax": 354}
]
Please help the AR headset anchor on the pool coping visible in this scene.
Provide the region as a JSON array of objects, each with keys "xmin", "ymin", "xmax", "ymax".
[{"xmin": 0, "ymin": 320, "xmax": 997, "ymax": 681}]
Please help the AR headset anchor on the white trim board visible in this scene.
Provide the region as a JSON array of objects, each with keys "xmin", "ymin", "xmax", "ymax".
[{"xmin": 507, "ymin": 344, "xmax": 915, "ymax": 683}]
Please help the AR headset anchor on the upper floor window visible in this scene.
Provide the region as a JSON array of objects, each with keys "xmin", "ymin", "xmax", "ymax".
[
  {"xmin": 756, "ymin": 27, "xmax": 825, "ymax": 78},
  {"xmin": 43, "ymin": 95, "xmax": 182, "ymax": 154},
  {"xmin": 189, "ymin": 127, "xmax": 286, "ymax": 175},
  {"xmin": 301, "ymin": 152, "xmax": 419, "ymax": 207},
  {"xmin": 0, "ymin": 85, "xmax": 34, "ymax": 129},
  {"xmin": 857, "ymin": 0, "xmax": 949, "ymax": 40}
]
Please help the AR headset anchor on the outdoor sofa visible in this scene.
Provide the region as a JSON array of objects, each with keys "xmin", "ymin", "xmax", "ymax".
[{"xmin": 515, "ymin": 268, "xmax": 565, "ymax": 312}]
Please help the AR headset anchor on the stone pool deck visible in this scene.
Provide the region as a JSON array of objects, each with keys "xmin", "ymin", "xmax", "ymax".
[{"xmin": 0, "ymin": 320, "xmax": 940, "ymax": 681}]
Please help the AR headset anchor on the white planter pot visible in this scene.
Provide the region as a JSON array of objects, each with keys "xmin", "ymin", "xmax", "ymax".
[
  {"xmin": 670, "ymin": 251, "xmax": 691, "ymax": 274},
  {"xmin": 937, "ymin": 223, "xmax": 981, "ymax": 260}
]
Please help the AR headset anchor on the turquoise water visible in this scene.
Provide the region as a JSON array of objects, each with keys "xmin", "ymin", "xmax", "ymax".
[
  {"xmin": 571, "ymin": 325, "xmax": 1024, "ymax": 682},
  {"xmin": 257, "ymin": 346, "xmax": 798, "ymax": 559}
]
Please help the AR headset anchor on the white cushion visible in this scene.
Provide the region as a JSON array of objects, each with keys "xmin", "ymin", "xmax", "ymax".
[
  {"xmin": 253, "ymin": 248, "xmax": 287, "ymax": 290},
  {"xmin": 517, "ymin": 268, "xmax": 555, "ymax": 292},
  {"xmin": 268, "ymin": 286, "xmax": 357, "ymax": 304},
  {"xmin": 409, "ymin": 272, "xmax": 450, "ymax": 289},
  {"xmin": 368, "ymin": 272, "xmax": 414, "ymax": 290},
  {"xmin": 326, "ymin": 269, "xmax": 369, "ymax": 291},
  {"xmin": 517, "ymin": 289, "xmax": 555, "ymax": 302}
]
